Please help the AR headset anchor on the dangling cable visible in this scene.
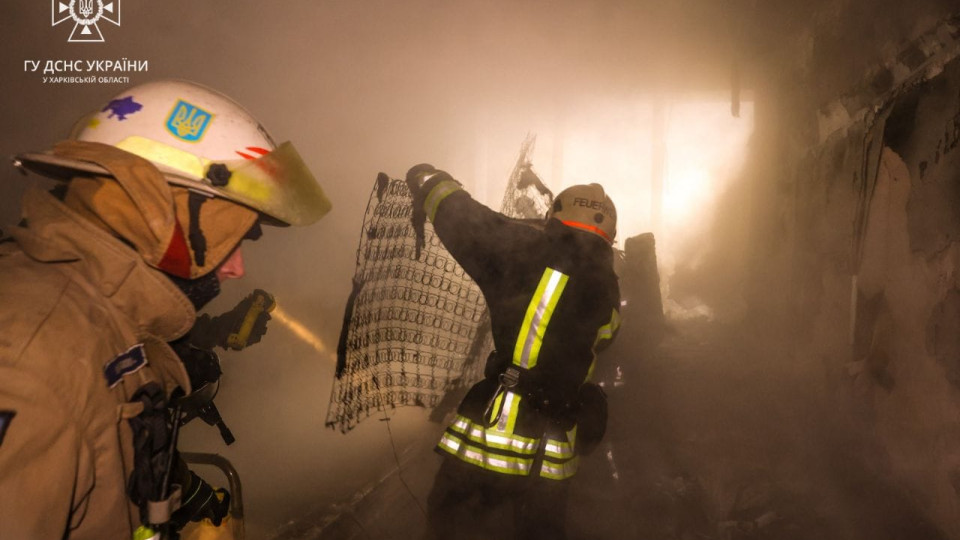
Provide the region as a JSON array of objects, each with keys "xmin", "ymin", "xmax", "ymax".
[{"xmin": 372, "ymin": 375, "xmax": 428, "ymax": 520}]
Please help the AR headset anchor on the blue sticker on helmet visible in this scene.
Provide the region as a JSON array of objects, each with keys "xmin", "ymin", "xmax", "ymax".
[
  {"xmin": 0, "ymin": 411, "xmax": 15, "ymax": 447},
  {"xmin": 102, "ymin": 96, "xmax": 143, "ymax": 121},
  {"xmin": 103, "ymin": 344, "xmax": 147, "ymax": 388},
  {"xmin": 166, "ymin": 99, "xmax": 213, "ymax": 142}
]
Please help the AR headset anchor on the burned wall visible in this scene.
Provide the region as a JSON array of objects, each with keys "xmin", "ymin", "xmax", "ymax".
[{"xmin": 782, "ymin": 43, "xmax": 960, "ymax": 539}]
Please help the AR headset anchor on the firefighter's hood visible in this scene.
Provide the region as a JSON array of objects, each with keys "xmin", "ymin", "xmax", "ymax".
[
  {"xmin": 10, "ymin": 186, "xmax": 195, "ymax": 345},
  {"xmin": 50, "ymin": 140, "xmax": 258, "ymax": 279}
]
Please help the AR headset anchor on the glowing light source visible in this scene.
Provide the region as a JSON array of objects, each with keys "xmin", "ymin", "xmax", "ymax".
[
  {"xmin": 517, "ymin": 96, "xmax": 754, "ymax": 320},
  {"xmin": 538, "ymin": 99, "xmax": 754, "ymax": 248}
]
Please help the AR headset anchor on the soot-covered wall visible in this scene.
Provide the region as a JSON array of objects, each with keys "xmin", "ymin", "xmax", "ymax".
[{"xmin": 763, "ymin": 23, "xmax": 960, "ymax": 538}]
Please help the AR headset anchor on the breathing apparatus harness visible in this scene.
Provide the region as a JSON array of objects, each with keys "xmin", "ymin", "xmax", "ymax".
[
  {"xmin": 126, "ymin": 289, "xmax": 273, "ymax": 538},
  {"xmin": 481, "ymin": 351, "xmax": 580, "ymax": 430}
]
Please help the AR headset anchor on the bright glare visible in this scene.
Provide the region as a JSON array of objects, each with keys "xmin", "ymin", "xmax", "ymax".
[
  {"xmin": 544, "ymin": 99, "xmax": 754, "ymax": 248},
  {"xmin": 662, "ymin": 164, "xmax": 711, "ymax": 226},
  {"xmin": 661, "ymin": 101, "xmax": 754, "ymax": 239},
  {"xmin": 521, "ymin": 97, "xmax": 755, "ymax": 319},
  {"xmin": 272, "ymin": 304, "xmax": 329, "ymax": 357}
]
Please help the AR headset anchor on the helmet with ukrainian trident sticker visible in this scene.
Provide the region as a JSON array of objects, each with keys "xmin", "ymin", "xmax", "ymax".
[
  {"xmin": 547, "ymin": 183, "xmax": 617, "ymax": 244},
  {"xmin": 63, "ymin": 79, "xmax": 331, "ymax": 226}
]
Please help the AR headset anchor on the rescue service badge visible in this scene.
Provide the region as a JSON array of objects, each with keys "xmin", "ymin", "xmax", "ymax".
[{"xmin": 103, "ymin": 343, "xmax": 148, "ymax": 388}]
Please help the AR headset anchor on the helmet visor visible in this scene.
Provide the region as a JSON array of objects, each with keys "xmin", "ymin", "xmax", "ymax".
[
  {"xmin": 15, "ymin": 139, "xmax": 331, "ymax": 227},
  {"xmin": 212, "ymin": 142, "xmax": 332, "ymax": 226}
]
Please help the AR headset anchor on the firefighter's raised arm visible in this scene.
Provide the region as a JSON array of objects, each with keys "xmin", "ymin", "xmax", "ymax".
[{"xmin": 405, "ymin": 163, "xmax": 540, "ymax": 290}]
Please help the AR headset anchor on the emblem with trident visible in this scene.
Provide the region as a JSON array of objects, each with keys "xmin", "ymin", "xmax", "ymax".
[
  {"xmin": 77, "ymin": 0, "xmax": 94, "ymax": 17},
  {"xmin": 51, "ymin": 0, "xmax": 122, "ymax": 43}
]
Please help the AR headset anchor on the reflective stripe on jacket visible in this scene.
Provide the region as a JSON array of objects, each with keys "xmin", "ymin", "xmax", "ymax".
[{"xmin": 421, "ymin": 177, "xmax": 620, "ymax": 480}]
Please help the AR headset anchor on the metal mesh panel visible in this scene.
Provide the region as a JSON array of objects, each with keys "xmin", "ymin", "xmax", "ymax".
[
  {"xmin": 500, "ymin": 134, "xmax": 553, "ymax": 221},
  {"xmin": 326, "ymin": 137, "xmax": 551, "ymax": 433}
]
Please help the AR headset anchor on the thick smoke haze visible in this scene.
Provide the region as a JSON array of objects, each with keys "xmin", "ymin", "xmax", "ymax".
[{"xmin": 3, "ymin": 1, "xmax": 960, "ymax": 539}]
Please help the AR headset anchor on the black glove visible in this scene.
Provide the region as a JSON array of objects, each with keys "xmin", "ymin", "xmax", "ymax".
[
  {"xmin": 189, "ymin": 289, "xmax": 273, "ymax": 350},
  {"xmin": 233, "ymin": 294, "xmax": 272, "ymax": 349},
  {"xmin": 404, "ymin": 163, "xmax": 458, "ymax": 200},
  {"xmin": 170, "ymin": 470, "xmax": 231, "ymax": 529},
  {"xmin": 405, "ymin": 163, "xmax": 436, "ymax": 196},
  {"xmin": 575, "ymin": 383, "xmax": 608, "ymax": 456},
  {"xmin": 173, "ymin": 344, "xmax": 222, "ymax": 393},
  {"xmin": 405, "ymin": 163, "xmax": 435, "ymax": 259},
  {"xmin": 518, "ymin": 164, "xmax": 552, "ymax": 197}
]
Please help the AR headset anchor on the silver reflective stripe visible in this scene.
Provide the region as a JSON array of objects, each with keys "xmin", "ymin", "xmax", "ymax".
[
  {"xmin": 486, "ymin": 390, "xmax": 504, "ymax": 425},
  {"xmin": 544, "ymin": 437, "xmax": 575, "ymax": 459},
  {"xmin": 596, "ymin": 309, "xmax": 620, "ymax": 340},
  {"xmin": 514, "ymin": 268, "xmax": 569, "ymax": 369},
  {"xmin": 496, "ymin": 391, "xmax": 520, "ymax": 432},
  {"xmin": 424, "ymin": 180, "xmax": 463, "ymax": 221},
  {"xmin": 586, "ymin": 308, "xmax": 621, "ymax": 382},
  {"xmin": 540, "ymin": 455, "xmax": 580, "ymax": 480},
  {"xmin": 449, "ymin": 414, "xmax": 539, "ymax": 454},
  {"xmin": 438, "ymin": 431, "xmax": 533, "ymax": 475}
]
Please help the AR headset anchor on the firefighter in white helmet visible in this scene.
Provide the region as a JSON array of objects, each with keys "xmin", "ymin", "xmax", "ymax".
[
  {"xmin": 0, "ymin": 79, "xmax": 330, "ymax": 540},
  {"xmin": 406, "ymin": 165, "xmax": 621, "ymax": 540}
]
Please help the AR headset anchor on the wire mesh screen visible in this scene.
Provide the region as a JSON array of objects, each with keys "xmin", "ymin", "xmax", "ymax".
[
  {"xmin": 499, "ymin": 134, "xmax": 554, "ymax": 221},
  {"xmin": 325, "ymin": 175, "xmax": 490, "ymax": 432},
  {"xmin": 326, "ymin": 137, "xmax": 551, "ymax": 433}
]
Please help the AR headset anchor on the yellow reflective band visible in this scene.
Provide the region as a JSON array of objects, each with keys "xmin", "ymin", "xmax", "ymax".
[
  {"xmin": 438, "ymin": 432, "xmax": 534, "ymax": 475},
  {"xmin": 449, "ymin": 414, "xmax": 539, "ymax": 455},
  {"xmin": 424, "ymin": 180, "xmax": 463, "ymax": 221},
  {"xmin": 513, "ymin": 268, "xmax": 569, "ymax": 369},
  {"xmin": 116, "ymin": 135, "xmax": 207, "ymax": 179},
  {"xmin": 496, "ymin": 391, "xmax": 521, "ymax": 433},
  {"xmin": 540, "ymin": 455, "xmax": 580, "ymax": 480},
  {"xmin": 586, "ymin": 308, "xmax": 621, "ymax": 382},
  {"xmin": 544, "ymin": 436, "xmax": 575, "ymax": 460},
  {"xmin": 596, "ymin": 309, "xmax": 621, "ymax": 341},
  {"xmin": 487, "ymin": 389, "xmax": 505, "ymax": 425}
]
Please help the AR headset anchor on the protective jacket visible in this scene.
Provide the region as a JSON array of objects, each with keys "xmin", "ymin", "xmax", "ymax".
[
  {"xmin": 418, "ymin": 175, "xmax": 621, "ymax": 480},
  {"xmin": 0, "ymin": 187, "xmax": 195, "ymax": 538}
]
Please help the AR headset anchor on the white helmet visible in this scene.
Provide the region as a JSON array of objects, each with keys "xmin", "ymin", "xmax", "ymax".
[
  {"xmin": 547, "ymin": 183, "xmax": 617, "ymax": 244},
  {"xmin": 22, "ymin": 79, "xmax": 331, "ymax": 226}
]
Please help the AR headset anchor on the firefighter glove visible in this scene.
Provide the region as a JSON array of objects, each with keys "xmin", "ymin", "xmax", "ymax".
[
  {"xmin": 576, "ymin": 383, "xmax": 608, "ymax": 456},
  {"xmin": 405, "ymin": 164, "xmax": 435, "ymax": 259},
  {"xmin": 188, "ymin": 289, "xmax": 274, "ymax": 350},
  {"xmin": 405, "ymin": 163, "xmax": 436, "ymax": 195}
]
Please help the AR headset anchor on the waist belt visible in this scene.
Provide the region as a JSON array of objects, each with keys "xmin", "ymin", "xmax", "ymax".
[{"xmin": 483, "ymin": 366, "xmax": 577, "ymax": 427}]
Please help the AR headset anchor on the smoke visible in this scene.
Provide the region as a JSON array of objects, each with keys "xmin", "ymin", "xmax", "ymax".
[
  {"xmin": 4, "ymin": 1, "xmax": 960, "ymax": 538},
  {"xmin": 272, "ymin": 305, "xmax": 331, "ymax": 357}
]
